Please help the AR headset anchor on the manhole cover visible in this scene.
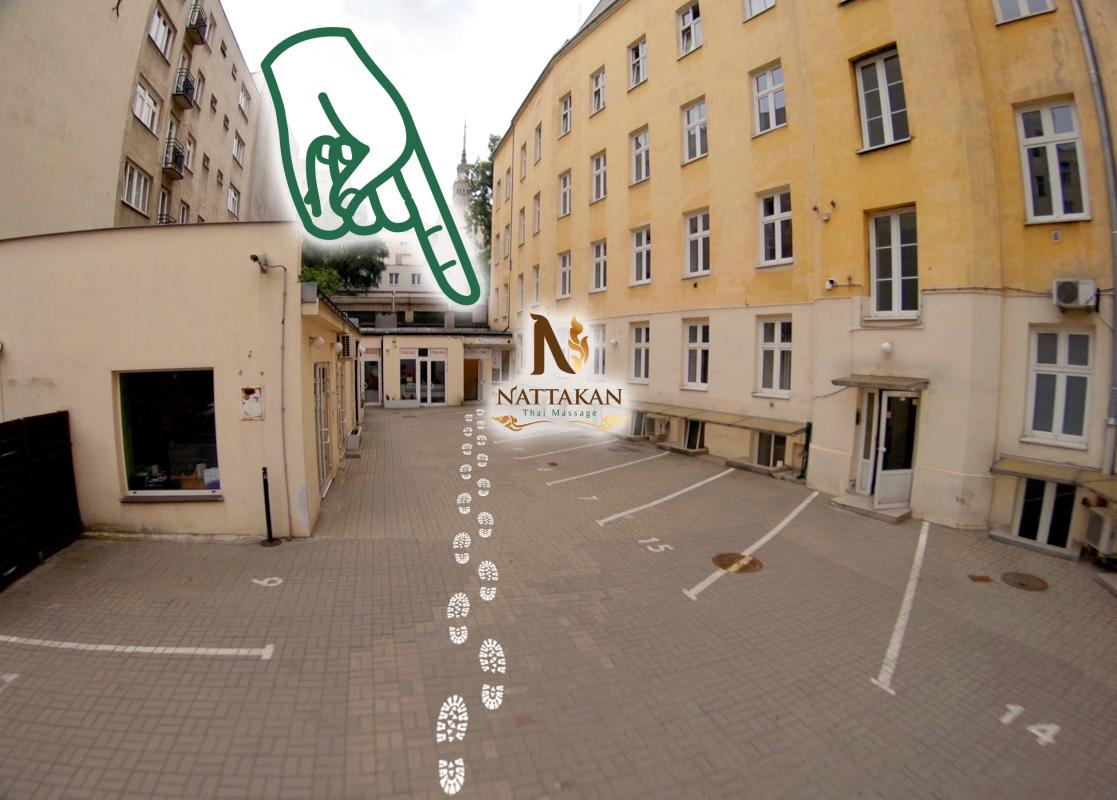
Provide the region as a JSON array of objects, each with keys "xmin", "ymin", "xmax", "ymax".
[
  {"xmin": 1002, "ymin": 572, "xmax": 1048, "ymax": 591},
  {"xmin": 712, "ymin": 553, "xmax": 763, "ymax": 574}
]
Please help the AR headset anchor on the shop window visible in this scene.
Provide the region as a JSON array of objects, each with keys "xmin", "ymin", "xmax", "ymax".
[
  {"xmin": 120, "ymin": 370, "xmax": 219, "ymax": 494},
  {"xmin": 757, "ymin": 432, "xmax": 787, "ymax": 468},
  {"xmin": 1014, "ymin": 478, "xmax": 1075, "ymax": 549}
]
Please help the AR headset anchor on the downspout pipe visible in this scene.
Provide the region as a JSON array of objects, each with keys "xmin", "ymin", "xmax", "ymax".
[
  {"xmin": 256, "ymin": 258, "xmax": 294, "ymax": 538},
  {"xmin": 1069, "ymin": 0, "xmax": 1117, "ymax": 475}
]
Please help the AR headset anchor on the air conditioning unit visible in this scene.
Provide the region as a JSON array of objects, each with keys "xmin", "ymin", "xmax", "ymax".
[
  {"xmin": 1084, "ymin": 506, "xmax": 1117, "ymax": 557},
  {"xmin": 1052, "ymin": 278, "xmax": 1098, "ymax": 309},
  {"xmin": 645, "ymin": 414, "xmax": 668, "ymax": 437},
  {"xmin": 338, "ymin": 334, "xmax": 355, "ymax": 360}
]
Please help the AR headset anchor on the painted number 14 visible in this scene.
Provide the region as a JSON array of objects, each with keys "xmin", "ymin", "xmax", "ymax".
[
  {"xmin": 638, "ymin": 537, "xmax": 674, "ymax": 553},
  {"xmin": 1000, "ymin": 705, "xmax": 1059, "ymax": 746}
]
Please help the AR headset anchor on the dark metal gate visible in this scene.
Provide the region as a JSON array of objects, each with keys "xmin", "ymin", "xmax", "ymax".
[{"xmin": 0, "ymin": 411, "xmax": 82, "ymax": 589}]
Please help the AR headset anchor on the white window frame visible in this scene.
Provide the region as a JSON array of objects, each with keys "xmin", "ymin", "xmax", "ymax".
[
  {"xmin": 532, "ymin": 265, "xmax": 540, "ymax": 305},
  {"xmin": 533, "ymin": 193, "xmax": 542, "ymax": 233},
  {"xmin": 148, "ymin": 6, "xmax": 174, "ymax": 58},
  {"xmin": 518, "ymin": 208, "xmax": 526, "ymax": 245},
  {"xmin": 559, "ymin": 171, "xmax": 572, "ymax": 217},
  {"xmin": 388, "ymin": 272, "xmax": 400, "ymax": 286},
  {"xmin": 232, "ymin": 131, "xmax": 245, "ymax": 164},
  {"xmin": 753, "ymin": 62, "xmax": 787, "ymax": 135},
  {"xmin": 684, "ymin": 210, "xmax": 711, "ymax": 276},
  {"xmin": 1017, "ymin": 101, "xmax": 1090, "ymax": 223},
  {"xmin": 682, "ymin": 99, "xmax": 708, "ymax": 162},
  {"xmin": 503, "ymin": 283, "xmax": 510, "ymax": 318},
  {"xmin": 534, "ymin": 124, "xmax": 543, "ymax": 162},
  {"xmin": 759, "ymin": 189, "xmax": 793, "ymax": 266},
  {"xmin": 238, "ymin": 84, "xmax": 251, "ymax": 115},
  {"xmin": 631, "ymin": 323, "xmax": 650, "ymax": 383},
  {"xmin": 184, "ymin": 135, "xmax": 196, "ymax": 170},
  {"xmin": 868, "ymin": 207, "xmax": 918, "ymax": 317},
  {"xmin": 227, "ymin": 184, "xmax": 240, "ymax": 217},
  {"xmin": 557, "ymin": 252, "xmax": 572, "ymax": 299},
  {"xmin": 631, "ymin": 128, "xmax": 650, "ymax": 184},
  {"xmin": 520, "ymin": 144, "xmax": 527, "ymax": 180},
  {"xmin": 591, "ymin": 69, "xmax": 607, "ymax": 114},
  {"xmin": 121, "ymin": 161, "xmax": 151, "ymax": 214},
  {"xmin": 684, "ymin": 321, "xmax": 710, "ymax": 390},
  {"xmin": 855, "ymin": 49, "xmax": 910, "ymax": 151},
  {"xmin": 505, "ymin": 168, "xmax": 512, "ymax": 201},
  {"xmin": 411, "ymin": 273, "xmax": 422, "ymax": 286},
  {"xmin": 994, "ymin": 0, "xmax": 1055, "ymax": 24},
  {"xmin": 756, "ymin": 432, "xmax": 787, "ymax": 469},
  {"xmin": 503, "ymin": 224, "xmax": 511, "ymax": 258},
  {"xmin": 591, "ymin": 151, "xmax": 607, "ymax": 202},
  {"xmin": 591, "ymin": 240, "xmax": 608, "ymax": 292},
  {"xmin": 559, "ymin": 94, "xmax": 572, "ymax": 136},
  {"xmin": 630, "ymin": 37, "xmax": 648, "ymax": 88},
  {"xmin": 1011, "ymin": 478, "xmax": 1076, "ymax": 550},
  {"xmin": 1024, "ymin": 329, "xmax": 1092, "ymax": 446},
  {"xmin": 746, "ymin": 0, "xmax": 776, "ymax": 19},
  {"xmin": 757, "ymin": 317, "xmax": 793, "ymax": 397},
  {"xmin": 494, "ymin": 180, "xmax": 501, "ymax": 210},
  {"xmin": 179, "ymin": 200, "xmax": 190, "ymax": 224},
  {"xmin": 591, "ymin": 324, "xmax": 607, "ymax": 377},
  {"xmin": 632, "ymin": 227, "xmax": 652, "ymax": 285},
  {"xmin": 517, "ymin": 273, "xmax": 524, "ymax": 312},
  {"xmin": 678, "ymin": 3, "xmax": 703, "ymax": 57},
  {"xmin": 133, "ymin": 82, "xmax": 159, "ymax": 132}
]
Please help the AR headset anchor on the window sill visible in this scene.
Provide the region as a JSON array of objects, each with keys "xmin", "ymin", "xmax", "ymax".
[
  {"xmin": 590, "ymin": 106, "xmax": 606, "ymax": 118},
  {"xmin": 556, "ymin": 294, "xmax": 572, "ymax": 301},
  {"xmin": 1025, "ymin": 215, "xmax": 1092, "ymax": 226},
  {"xmin": 122, "ymin": 493, "xmax": 224, "ymax": 504},
  {"xmin": 684, "ymin": 271, "xmax": 711, "ymax": 280},
  {"xmin": 557, "ymin": 212, "xmax": 571, "ymax": 220},
  {"xmin": 589, "ymin": 287, "xmax": 607, "ymax": 294},
  {"xmin": 861, "ymin": 314, "xmax": 920, "ymax": 326},
  {"xmin": 758, "ymin": 259, "xmax": 794, "ymax": 269},
  {"xmin": 627, "ymin": 78, "xmax": 647, "ymax": 93},
  {"xmin": 995, "ymin": 8, "xmax": 1056, "ymax": 26},
  {"xmin": 134, "ymin": 116, "xmax": 159, "ymax": 138},
  {"xmin": 1019, "ymin": 436, "xmax": 1088, "ymax": 452},
  {"xmin": 630, "ymin": 279, "xmax": 652, "ymax": 287},
  {"xmin": 753, "ymin": 123, "xmax": 788, "ymax": 139},
  {"xmin": 121, "ymin": 199, "xmax": 150, "ymax": 218},
  {"xmin": 677, "ymin": 44, "xmax": 703, "ymax": 62},
  {"xmin": 682, "ymin": 153, "xmax": 708, "ymax": 167},
  {"xmin": 629, "ymin": 378, "xmax": 650, "ymax": 385},
  {"xmin": 753, "ymin": 391, "xmax": 790, "ymax": 401},
  {"xmin": 744, "ymin": 6, "xmax": 775, "ymax": 23},
  {"xmin": 558, "ymin": 130, "xmax": 572, "ymax": 140},
  {"xmin": 856, "ymin": 137, "xmax": 913, "ymax": 155},
  {"xmin": 590, "ymin": 196, "xmax": 606, "ymax": 206},
  {"xmin": 629, "ymin": 177, "xmax": 650, "ymax": 188},
  {"xmin": 681, "ymin": 385, "xmax": 709, "ymax": 392}
]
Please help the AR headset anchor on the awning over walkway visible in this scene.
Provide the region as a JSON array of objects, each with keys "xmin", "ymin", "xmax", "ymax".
[
  {"xmin": 832, "ymin": 374, "xmax": 929, "ymax": 391},
  {"xmin": 627, "ymin": 400, "xmax": 807, "ymax": 436},
  {"xmin": 991, "ymin": 456, "xmax": 1115, "ymax": 503}
]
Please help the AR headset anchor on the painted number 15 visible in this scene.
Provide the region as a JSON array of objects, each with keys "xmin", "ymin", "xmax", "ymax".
[
  {"xmin": 1000, "ymin": 705, "xmax": 1059, "ymax": 746},
  {"xmin": 638, "ymin": 537, "xmax": 674, "ymax": 553}
]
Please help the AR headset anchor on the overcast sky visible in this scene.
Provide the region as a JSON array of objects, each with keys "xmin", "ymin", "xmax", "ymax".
[{"xmin": 224, "ymin": 0, "xmax": 588, "ymax": 198}]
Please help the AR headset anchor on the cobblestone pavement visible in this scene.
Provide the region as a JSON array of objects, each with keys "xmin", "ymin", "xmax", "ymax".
[{"xmin": 0, "ymin": 406, "xmax": 1115, "ymax": 799}]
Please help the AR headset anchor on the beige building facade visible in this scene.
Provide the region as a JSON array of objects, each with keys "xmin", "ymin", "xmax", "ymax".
[
  {"xmin": 0, "ymin": 0, "xmax": 272, "ymax": 239},
  {"xmin": 490, "ymin": 0, "xmax": 1117, "ymax": 554},
  {"xmin": 0, "ymin": 222, "xmax": 359, "ymax": 538}
]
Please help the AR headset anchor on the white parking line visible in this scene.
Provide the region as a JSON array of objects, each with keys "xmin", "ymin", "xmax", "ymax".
[
  {"xmin": 870, "ymin": 521, "xmax": 930, "ymax": 696},
  {"xmin": 0, "ymin": 634, "xmax": 275, "ymax": 661},
  {"xmin": 597, "ymin": 468, "xmax": 735, "ymax": 527},
  {"xmin": 683, "ymin": 491, "xmax": 819, "ymax": 600},
  {"xmin": 514, "ymin": 440, "xmax": 614, "ymax": 461},
  {"xmin": 0, "ymin": 673, "xmax": 17, "ymax": 697},
  {"xmin": 546, "ymin": 451, "xmax": 670, "ymax": 486}
]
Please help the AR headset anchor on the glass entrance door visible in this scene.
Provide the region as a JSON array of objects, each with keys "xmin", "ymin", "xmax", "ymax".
[
  {"xmin": 856, "ymin": 390, "xmax": 879, "ymax": 496},
  {"xmin": 873, "ymin": 391, "xmax": 918, "ymax": 509},
  {"xmin": 313, "ymin": 362, "xmax": 332, "ymax": 497},
  {"xmin": 363, "ymin": 359, "xmax": 380, "ymax": 404},
  {"xmin": 399, "ymin": 358, "xmax": 417, "ymax": 403}
]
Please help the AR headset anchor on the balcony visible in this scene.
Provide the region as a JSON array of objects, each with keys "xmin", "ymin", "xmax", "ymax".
[
  {"xmin": 172, "ymin": 69, "xmax": 196, "ymax": 110},
  {"xmin": 162, "ymin": 138, "xmax": 186, "ymax": 180},
  {"xmin": 185, "ymin": 3, "xmax": 208, "ymax": 47},
  {"xmin": 156, "ymin": 214, "xmax": 177, "ymax": 225}
]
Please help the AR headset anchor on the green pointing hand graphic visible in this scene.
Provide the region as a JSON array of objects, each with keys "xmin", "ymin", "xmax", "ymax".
[{"xmin": 262, "ymin": 28, "xmax": 481, "ymax": 306}]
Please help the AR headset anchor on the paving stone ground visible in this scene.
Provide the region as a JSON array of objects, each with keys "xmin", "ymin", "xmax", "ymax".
[{"xmin": 0, "ymin": 406, "xmax": 1115, "ymax": 799}]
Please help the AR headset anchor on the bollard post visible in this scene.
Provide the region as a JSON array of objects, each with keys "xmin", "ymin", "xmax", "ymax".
[{"xmin": 260, "ymin": 467, "xmax": 281, "ymax": 547}]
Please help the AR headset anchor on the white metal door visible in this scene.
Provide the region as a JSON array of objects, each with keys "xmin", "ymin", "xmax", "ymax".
[
  {"xmin": 874, "ymin": 391, "xmax": 918, "ymax": 509},
  {"xmin": 855, "ymin": 390, "xmax": 879, "ymax": 495},
  {"xmin": 314, "ymin": 362, "xmax": 332, "ymax": 497}
]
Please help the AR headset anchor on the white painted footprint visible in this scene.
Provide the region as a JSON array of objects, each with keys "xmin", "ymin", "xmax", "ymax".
[
  {"xmin": 475, "ymin": 408, "xmax": 485, "ymax": 416},
  {"xmin": 476, "ymin": 477, "xmax": 491, "ymax": 497},
  {"xmin": 456, "ymin": 493, "xmax": 471, "ymax": 514},
  {"xmin": 478, "ymin": 560, "xmax": 499, "ymax": 583},
  {"xmin": 461, "ymin": 443, "xmax": 473, "ymax": 455},
  {"xmin": 479, "ymin": 586, "xmax": 497, "ymax": 602},
  {"xmin": 464, "ymin": 414, "xmax": 474, "ymax": 423},
  {"xmin": 439, "ymin": 758, "xmax": 465, "ymax": 796},
  {"xmin": 462, "ymin": 426, "xmax": 473, "ymax": 437},
  {"xmin": 475, "ymin": 434, "xmax": 487, "ymax": 447},
  {"xmin": 449, "ymin": 625, "xmax": 468, "ymax": 645},
  {"xmin": 477, "ymin": 512, "xmax": 493, "ymax": 539},
  {"xmin": 446, "ymin": 592, "xmax": 470, "ymax": 619},
  {"xmin": 436, "ymin": 695, "xmax": 469, "ymax": 743},
  {"xmin": 476, "ymin": 453, "xmax": 488, "ymax": 467},
  {"xmin": 479, "ymin": 639, "xmax": 507, "ymax": 674},
  {"xmin": 459, "ymin": 464, "xmax": 472, "ymax": 480},
  {"xmin": 453, "ymin": 531, "xmax": 471, "ymax": 565},
  {"xmin": 481, "ymin": 683, "xmax": 504, "ymax": 711}
]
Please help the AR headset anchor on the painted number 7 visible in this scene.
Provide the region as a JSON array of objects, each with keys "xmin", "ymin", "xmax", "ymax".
[
  {"xmin": 1001, "ymin": 705, "xmax": 1059, "ymax": 746},
  {"xmin": 638, "ymin": 537, "xmax": 674, "ymax": 553}
]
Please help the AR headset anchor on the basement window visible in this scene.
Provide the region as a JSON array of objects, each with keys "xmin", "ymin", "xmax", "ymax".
[{"xmin": 120, "ymin": 370, "xmax": 220, "ymax": 496}]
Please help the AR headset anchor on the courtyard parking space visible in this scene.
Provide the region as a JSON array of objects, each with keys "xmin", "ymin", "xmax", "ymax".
[{"xmin": 0, "ymin": 406, "xmax": 1115, "ymax": 799}]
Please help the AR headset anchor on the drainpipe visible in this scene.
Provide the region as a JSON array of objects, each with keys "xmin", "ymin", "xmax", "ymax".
[
  {"xmin": 1069, "ymin": 0, "xmax": 1117, "ymax": 475},
  {"xmin": 255, "ymin": 257, "xmax": 294, "ymax": 538}
]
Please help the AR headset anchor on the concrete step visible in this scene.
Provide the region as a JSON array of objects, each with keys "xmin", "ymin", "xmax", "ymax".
[{"xmin": 830, "ymin": 493, "xmax": 911, "ymax": 524}]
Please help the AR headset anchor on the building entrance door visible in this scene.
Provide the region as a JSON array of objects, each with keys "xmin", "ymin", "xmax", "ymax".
[
  {"xmin": 418, "ymin": 348, "xmax": 447, "ymax": 406},
  {"xmin": 363, "ymin": 359, "xmax": 380, "ymax": 404},
  {"xmin": 313, "ymin": 362, "xmax": 333, "ymax": 497},
  {"xmin": 855, "ymin": 390, "xmax": 879, "ymax": 496},
  {"xmin": 873, "ymin": 391, "xmax": 919, "ymax": 509},
  {"xmin": 399, "ymin": 354, "xmax": 418, "ymax": 406}
]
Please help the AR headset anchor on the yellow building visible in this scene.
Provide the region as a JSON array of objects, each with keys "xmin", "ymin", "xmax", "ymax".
[{"xmin": 490, "ymin": 0, "xmax": 1116, "ymax": 553}]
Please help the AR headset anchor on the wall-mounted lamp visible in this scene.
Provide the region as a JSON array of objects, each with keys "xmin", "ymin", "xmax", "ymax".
[
  {"xmin": 332, "ymin": 342, "xmax": 344, "ymax": 355},
  {"xmin": 609, "ymin": 339, "xmax": 619, "ymax": 348},
  {"xmin": 881, "ymin": 341, "xmax": 894, "ymax": 356},
  {"xmin": 311, "ymin": 336, "xmax": 326, "ymax": 349}
]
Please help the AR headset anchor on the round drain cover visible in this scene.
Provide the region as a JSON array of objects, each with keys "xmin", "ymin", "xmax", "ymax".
[
  {"xmin": 712, "ymin": 553, "xmax": 763, "ymax": 574},
  {"xmin": 1001, "ymin": 572, "xmax": 1048, "ymax": 591}
]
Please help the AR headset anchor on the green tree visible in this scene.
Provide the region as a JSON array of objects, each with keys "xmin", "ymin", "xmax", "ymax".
[
  {"xmin": 301, "ymin": 236, "xmax": 388, "ymax": 294},
  {"xmin": 465, "ymin": 134, "xmax": 499, "ymax": 265}
]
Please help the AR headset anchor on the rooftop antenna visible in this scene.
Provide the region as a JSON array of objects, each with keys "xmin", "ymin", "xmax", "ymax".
[{"xmin": 461, "ymin": 121, "xmax": 467, "ymax": 164}]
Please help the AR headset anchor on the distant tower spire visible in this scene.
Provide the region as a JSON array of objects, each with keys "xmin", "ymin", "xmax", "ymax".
[
  {"xmin": 461, "ymin": 122, "xmax": 468, "ymax": 165},
  {"xmin": 452, "ymin": 121, "xmax": 471, "ymax": 214}
]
